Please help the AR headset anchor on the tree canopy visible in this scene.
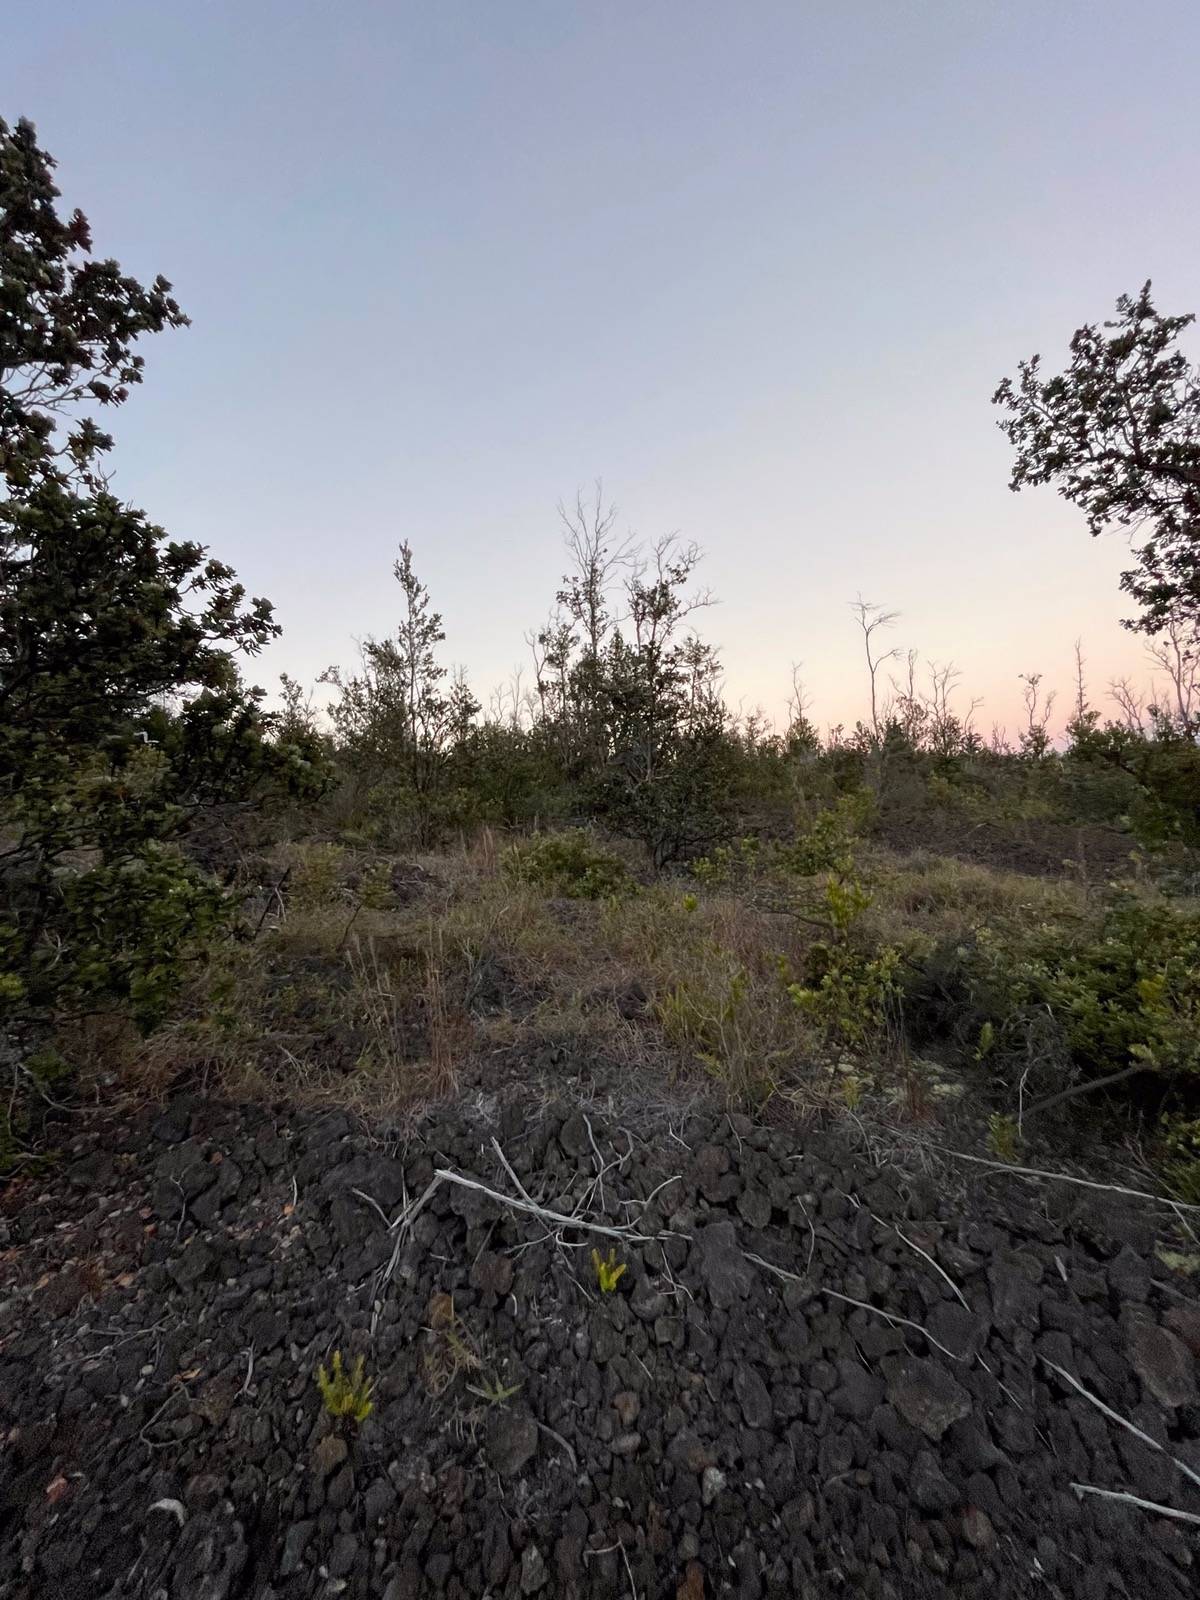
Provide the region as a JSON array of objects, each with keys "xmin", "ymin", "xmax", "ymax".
[{"xmin": 993, "ymin": 283, "xmax": 1200, "ymax": 636}]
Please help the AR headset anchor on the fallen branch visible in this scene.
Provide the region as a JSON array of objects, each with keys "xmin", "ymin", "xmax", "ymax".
[
  {"xmin": 367, "ymin": 1157, "xmax": 664, "ymax": 1336},
  {"xmin": 906, "ymin": 1138, "xmax": 1200, "ymax": 1214},
  {"xmin": 1069, "ymin": 1483, "xmax": 1200, "ymax": 1527},
  {"xmin": 430, "ymin": 1168, "xmax": 656, "ymax": 1242},
  {"xmin": 877, "ymin": 1214, "xmax": 969, "ymax": 1310},
  {"xmin": 1022, "ymin": 1062, "xmax": 1150, "ymax": 1121},
  {"xmin": 1041, "ymin": 1357, "xmax": 1200, "ymax": 1495},
  {"xmin": 744, "ymin": 1250, "xmax": 965, "ymax": 1361}
]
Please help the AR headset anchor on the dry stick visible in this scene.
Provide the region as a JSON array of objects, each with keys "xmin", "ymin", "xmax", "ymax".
[
  {"xmin": 535, "ymin": 1418, "xmax": 579, "ymax": 1473},
  {"xmin": 431, "ymin": 1168, "xmax": 656, "ymax": 1242},
  {"xmin": 489, "ymin": 1138, "xmax": 539, "ymax": 1208},
  {"xmin": 876, "ymin": 1214, "xmax": 969, "ymax": 1310},
  {"xmin": 914, "ymin": 1140, "xmax": 1200, "ymax": 1214},
  {"xmin": 351, "ymin": 1188, "xmax": 391, "ymax": 1228},
  {"xmin": 1069, "ymin": 1484, "xmax": 1200, "ymax": 1528},
  {"xmin": 1022, "ymin": 1061, "xmax": 1150, "ymax": 1121},
  {"xmin": 370, "ymin": 1175, "xmax": 442, "ymax": 1335},
  {"xmin": 744, "ymin": 1251, "xmax": 965, "ymax": 1362},
  {"xmin": 1041, "ymin": 1358, "xmax": 1200, "ymax": 1496},
  {"xmin": 377, "ymin": 1164, "xmax": 655, "ymax": 1312}
]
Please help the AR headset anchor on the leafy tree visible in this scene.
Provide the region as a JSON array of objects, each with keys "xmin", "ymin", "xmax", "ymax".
[
  {"xmin": 324, "ymin": 542, "xmax": 479, "ymax": 843},
  {"xmin": 0, "ymin": 116, "xmax": 188, "ymax": 490},
  {"xmin": 993, "ymin": 283, "xmax": 1200, "ymax": 636},
  {"xmin": 1, "ymin": 121, "xmax": 324, "ymax": 1057}
]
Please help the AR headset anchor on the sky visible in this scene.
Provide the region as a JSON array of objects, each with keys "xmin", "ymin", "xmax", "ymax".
[{"xmin": 6, "ymin": 1, "xmax": 1200, "ymax": 737}]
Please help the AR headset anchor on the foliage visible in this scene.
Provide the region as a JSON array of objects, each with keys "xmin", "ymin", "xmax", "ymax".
[
  {"xmin": 465, "ymin": 1374, "xmax": 523, "ymax": 1406},
  {"xmin": 0, "ymin": 117, "xmax": 189, "ymax": 491},
  {"xmin": 1159, "ymin": 1116, "xmax": 1200, "ymax": 1205},
  {"xmin": 994, "ymin": 282, "xmax": 1200, "ymax": 635},
  {"xmin": 786, "ymin": 935, "xmax": 902, "ymax": 1052},
  {"xmin": 0, "ymin": 488, "xmax": 325, "ymax": 1031},
  {"xmin": 0, "ymin": 120, "xmax": 327, "ymax": 1165},
  {"xmin": 502, "ymin": 829, "xmax": 634, "ymax": 900},
  {"xmin": 909, "ymin": 892, "xmax": 1200, "ymax": 1105},
  {"xmin": 591, "ymin": 1247, "xmax": 627, "ymax": 1293},
  {"xmin": 656, "ymin": 946, "xmax": 787, "ymax": 1105},
  {"xmin": 784, "ymin": 791, "xmax": 874, "ymax": 876},
  {"xmin": 316, "ymin": 1350, "xmax": 375, "ymax": 1424},
  {"xmin": 323, "ymin": 542, "xmax": 479, "ymax": 847}
]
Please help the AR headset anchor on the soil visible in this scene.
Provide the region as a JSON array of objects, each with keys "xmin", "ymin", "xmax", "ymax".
[{"xmin": 2, "ymin": 1087, "xmax": 1199, "ymax": 1599}]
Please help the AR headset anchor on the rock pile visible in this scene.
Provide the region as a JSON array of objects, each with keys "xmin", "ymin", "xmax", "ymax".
[{"xmin": 1, "ymin": 1091, "xmax": 1198, "ymax": 1597}]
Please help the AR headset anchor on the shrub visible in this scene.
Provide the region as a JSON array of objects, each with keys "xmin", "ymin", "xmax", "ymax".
[
  {"xmin": 502, "ymin": 830, "xmax": 634, "ymax": 900},
  {"xmin": 906, "ymin": 891, "xmax": 1200, "ymax": 1110},
  {"xmin": 786, "ymin": 938, "xmax": 902, "ymax": 1052}
]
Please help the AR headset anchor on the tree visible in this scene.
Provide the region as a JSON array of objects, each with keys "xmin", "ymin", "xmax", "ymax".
[
  {"xmin": 849, "ymin": 596, "xmax": 900, "ymax": 740},
  {"xmin": 993, "ymin": 283, "xmax": 1200, "ymax": 636},
  {"xmin": 1, "ymin": 120, "xmax": 323, "ymax": 1055},
  {"xmin": 0, "ymin": 116, "xmax": 188, "ymax": 491},
  {"xmin": 324, "ymin": 542, "xmax": 479, "ymax": 843}
]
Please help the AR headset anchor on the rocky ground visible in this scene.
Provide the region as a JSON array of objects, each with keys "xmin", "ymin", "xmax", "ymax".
[{"xmin": 2, "ymin": 1086, "xmax": 1200, "ymax": 1599}]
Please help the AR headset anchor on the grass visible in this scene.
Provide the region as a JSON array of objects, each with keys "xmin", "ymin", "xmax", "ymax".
[{"xmin": 114, "ymin": 826, "xmax": 1199, "ymax": 1198}]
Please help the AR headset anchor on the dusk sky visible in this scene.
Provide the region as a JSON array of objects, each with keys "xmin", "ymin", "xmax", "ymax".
[{"xmin": 8, "ymin": 1, "xmax": 1199, "ymax": 736}]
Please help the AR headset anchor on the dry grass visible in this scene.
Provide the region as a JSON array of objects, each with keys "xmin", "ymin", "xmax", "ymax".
[{"xmin": 119, "ymin": 829, "xmax": 1178, "ymax": 1129}]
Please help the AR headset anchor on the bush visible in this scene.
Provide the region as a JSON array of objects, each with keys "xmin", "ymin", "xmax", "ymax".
[
  {"xmin": 905, "ymin": 891, "xmax": 1200, "ymax": 1109},
  {"xmin": 502, "ymin": 830, "xmax": 635, "ymax": 900}
]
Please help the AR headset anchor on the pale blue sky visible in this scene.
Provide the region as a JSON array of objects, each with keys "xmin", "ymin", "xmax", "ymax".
[{"xmin": 7, "ymin": 1, "xmax": 1199, "ymax": 733}]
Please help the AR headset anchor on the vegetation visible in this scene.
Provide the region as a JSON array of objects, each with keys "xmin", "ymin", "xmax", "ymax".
[
  {"xmin": 2, "ymin": 121, "xmax": 1199, "ymax": 1196},
  {"xmin": 316, "ymin": 1350, "xmax": 375, "ymax": 1425},
  {"xmin": 994, "ymin": 281, "xmax": 1200, "ymax": 638},
  {"xmin": 0, "ymin": 119, "xmax": 327, "ymax": 1159},
  {"xmin": 591, "ymin": 1248, "xmax": 628, "ymax": 1293}
]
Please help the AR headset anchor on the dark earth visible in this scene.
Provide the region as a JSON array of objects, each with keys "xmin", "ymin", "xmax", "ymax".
[{"xmin": 2, "ymin": 1086, "xmax": 1200, "ymax": 1598}]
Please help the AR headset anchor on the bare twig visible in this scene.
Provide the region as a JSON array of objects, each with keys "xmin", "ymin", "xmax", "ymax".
[
  {"xmin": 908, "ymin": 1138, "xmax": 1200, "ymax": 1213},
  {"xmin": 881, "ymin": 1216, "xmax": 969, "ymax": 1309},
  {"xmin": 1042, "ymin": 1358, "xmax": 1200, "ymax": 1495},
  {"xmin": 535, "ymin": 1419, "xmax": 579, "ymax": 1472},
  {"xmin": 1069, "ymin": 1484, "xmax": 1200, "ymax": 1527},
  {"xmin": 430, "ymin": 1168, "xmax": 656, "ymax": 1242},
  {"xmin": 490, "ymin": 1137, "xmax": 540, "ymax": 1208},
  {"xmin": 744, "ymin": 1251, "xmax": 965, "ymax": 1361},
  {"xmin": 351, "ymin": 1188, "xmax": 391, "ymax": 1228}
]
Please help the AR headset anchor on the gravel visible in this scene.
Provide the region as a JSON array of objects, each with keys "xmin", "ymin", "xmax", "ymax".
[{"xmin": 1, "ymin": 1087, "xmax": 1198, "ymax": 1598}]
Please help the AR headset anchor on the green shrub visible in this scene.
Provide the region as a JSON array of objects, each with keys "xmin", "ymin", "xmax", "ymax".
[
  {"xmin": 502, "ymin": 830, "xmax": 634, "ymax": 900},
  {"xmin": 786, "ymin": 939, "xmax": 902, "ymax": 1051},
  {"xmin": 907, "ymin": 891, "xmax": 1200, "ymax": 1105}
]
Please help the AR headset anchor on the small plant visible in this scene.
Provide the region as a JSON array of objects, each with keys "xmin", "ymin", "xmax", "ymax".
[
  {"xmin": 783, "ymin": 791, "xmax": 872, "ymax": 878},
  {"xmin": 987, "ymin": 1112, "xmax": 1020, "ymax": 1164},
  {"xmin": 466, "ymin": 1374, "xmax": 524, "ymax": 1406},
  {"xmin": 316, "ymin": 1350, "xmax": 375, "ymax": 1424},
  {"xmin": 422, "ymin": 1291, "xmax": 481, "ymax": 1396},
  {"xmin": 657, "ymin": 954, "xmax": 784, "ymax": 1105},
  {"xmin": 289, "ymin": 842, "xmax": 347, "ymax": 909},
  {"xmin": 591, "ymin": 1247, "xmax": 627, "ymax": 1293}
]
